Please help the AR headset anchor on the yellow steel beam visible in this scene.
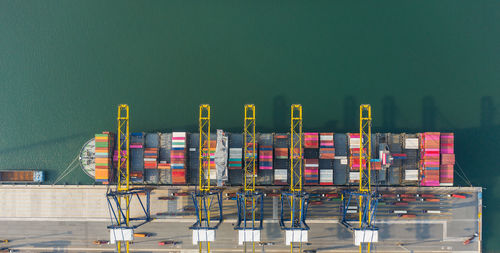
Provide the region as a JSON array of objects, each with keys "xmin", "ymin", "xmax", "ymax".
[
  {"xmin": 117, "ymin": 104, "xmax": 130, "ymax": 253},
  {"xmin": 199, "ymin": 104, "xmax": 211, "ymax": 192},
  {"xmin": 290, "ymin": 104, "xmax": 303, "ymax": 192},
  {"xmin": 244, "ymin": 104, "xmax": 256, "ymax": 192},
  {"xmin": 359, "ymin": 104, "xmax": 372, "ymax": 193}
]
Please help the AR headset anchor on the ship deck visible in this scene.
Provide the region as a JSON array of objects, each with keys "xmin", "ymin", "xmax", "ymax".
[{"xmin": 0, "ymin": 185, "xmax": 482, "ymax": 252}]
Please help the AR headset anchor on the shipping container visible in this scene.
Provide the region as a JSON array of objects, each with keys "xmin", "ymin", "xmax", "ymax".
[{"xmin": 0, "ymin": 170, "xmax": 44, "ymax": 183}]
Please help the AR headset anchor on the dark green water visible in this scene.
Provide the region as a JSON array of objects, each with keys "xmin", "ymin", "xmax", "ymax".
[{"xmin": 1, "ymin": 1, "xmax": 499, "ymax": 251}]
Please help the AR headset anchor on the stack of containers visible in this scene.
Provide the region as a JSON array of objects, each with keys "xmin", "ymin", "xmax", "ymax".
[
  {"xmin": 274, "ymin": 134, "xmax": 288, "ymax": 185},
  {"xmin": 94, "ymin": 132, "xmax": 115, "ymax": 183},
  {"xmin": 209, "ymin": 139, "xmax": 217, "ymax": 181},
  {"xmin": 420, "ymin": 132, "xmax": 440, "ymax": 186},
  {"xmin": 388, "ymin": 133, "xmax": 403, "ymax": 185},
  {"xmin": 303, "ymin": 133, "xmax": 319, "ymax": 185},
  {"xmin": 171, "ymin": 132, "xmax": 187, "ymax": 184},
  {"xmin": 348, "ymin": 133, "xmax": 361, "ymax": 184},
  {"xmin": 257, "ymin": 134, "xmax": 273, "ymax": 185},
  {"xmin": 274, "ymin": 135, "xmax": 289, "ymax": 159},
  {"xmin": 319, "ymin": 133, "xmax": 334, "ymax": 185},
  {"xmin": 304, "ymin": 133, "xmax": 319, "ymax": 149},
  {"xmin": 228, "ymin": 133, "xmax": 243, "ymax": 185},
  {"xmin": 188, "ymin": 133, "xmax": 200, "ymax": 185},
  {"xmin": 144, "ymin": 148, "xmax": 158, "ymax": 169},
  {"xmin": 158, "ymin": 133, "xmax": 171, "ymax": 184},
  {"xmin": 334, "ymin": 133, "xmax": 348, "ymax": 185},
  {"xmin": 440, "ymin": 133, "xmax": 455, "ymax": 186},
  {"xmin": 304, "ymin": 159, "xmax": 319, "ymax": 185},
  {"xmin": 319, "ymin": 169, "xmax": 333, "ymax": 185},
  {"xmin": 129, "ymin": 133, "xmax": 144, "ymax": 182},
  {"xmin": 144, "ymin": 133, "xmax": 160, "ymax": 183},
  {"xmin": 403, "ymin": 135, "xmax": 419, "ymax": 183},
  {"xmin": 259, "ymin": 145, "xmax": 273, "ymax": 170},
  {"xmin": 319, "ymin": 133, "xmax": 335, "ymax": 159},
  {"xmin": 229, "ymin": 147, "xmax": 243, "ymax": 170}
]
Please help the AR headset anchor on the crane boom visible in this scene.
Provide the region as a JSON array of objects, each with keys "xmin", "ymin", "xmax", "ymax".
[
  {"xmin": 116, "ymin": 104, "xmax": 130, "ymax": 253},
  {"xmin": 191, "ymin": 104, "xmax": 223, "ymax": 253},
  {"xmin": 199, "ymin": 104, "xmax": 211, "ymax": 192},
  {"xmin": 244, "ymin": 104, "xmax": 256, "ymax": 193},
  {"xmin": 290, "ymin": 104, "xmax": 303, "ymax": 193}
]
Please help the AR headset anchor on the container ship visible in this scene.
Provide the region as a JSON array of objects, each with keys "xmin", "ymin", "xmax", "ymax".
[{"xmin": 79, "ymin": 131, "xmax": 455, "ymax": 187}]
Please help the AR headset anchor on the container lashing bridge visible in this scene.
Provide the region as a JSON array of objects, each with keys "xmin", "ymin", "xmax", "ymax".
[
  {"xmin": 279, "ymin": 104, "xmax": 310, "ymax": 252},
  {"xmin": 190, "ymin": 104, "xmax": 223, "ymax": 253},
  {"xmin": 107, "ymin": 104, "xmax": 152, "ymax": 253},
  {"xmin": 341, "ymin": 104, "xmax": 379, "ymax": 253},
  {"xmin": 234, "ymin": 104, "xmax": 264, "ymax": 253}
]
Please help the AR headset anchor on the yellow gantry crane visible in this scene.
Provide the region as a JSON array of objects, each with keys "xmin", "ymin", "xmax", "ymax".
[
  {"xmin": 235, "ymin": 105, "xmax": 264, "ymax": 253},
  {"xmin": 341, "ymin": 104, "xmax": 379, "ymax": 253},
  {"xmin": 190, "ymin": 104, "xmax": 223, "ymax": 253},
  {"xmin": 279, "ymin": 104, "xmax": 310, "ymax": 253},
  {"xmin": 106, "ymin": 104, "xmax": 151, "ymax": 253}
]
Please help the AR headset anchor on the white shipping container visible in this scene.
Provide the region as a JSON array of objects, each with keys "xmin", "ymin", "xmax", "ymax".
[
  {"xmin": 426, "ymin": 210, "xmax": 441, "ymax": 214},
  {"xmin": 305, "ymin": 163, "xmax": 319, "ymax": 167},
  {"xmin": 349, "ymin": 138, "xmax": 360, "ymax": 148},
  {"xmin": 404, "ymin": 138, "xmax": 419, "ymax": 149},
  {"xmin": 349, "ymin": 172, "xmax": 360, "ymax": 180},
  {"xmin": 440, "ymin": 183, "xmax": 453, "ymax": 186},
  {"xmin": 172, "ymin": 132, "xmax": 186, "ymax": 138},
  {"xmin": 320, "ymin": 135, "xmax": 334, "ymax": 141},
  {"xmin": 405, "ymin": 170, "xmax": 418, "ymax": 181},
  {"xmin": 320, "ymin": 170, "xmax": 333, "ymax": 175},
  {"xmin": 275, "ymin": 169, "xmax": 287, "ymax": 180},
  {"xmin": 319, "ymin": 170, "xmax": 333, "ymax": 182},
  {"xmin": 204, "ymin": 169, "xmax": 217, "ymax": 180},
  {"xmin": 393, "ymin": 210, "xmax": 407, "ymax": 214}
]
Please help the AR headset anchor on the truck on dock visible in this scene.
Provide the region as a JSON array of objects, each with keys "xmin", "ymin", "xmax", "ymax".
[{"xmin": 0, "ymin": 170, "xmax": 43, "ymax": 183}]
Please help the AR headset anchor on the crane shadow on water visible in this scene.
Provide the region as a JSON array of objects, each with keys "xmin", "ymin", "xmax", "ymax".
[{"xmin": 0, "ymin": 132, "xmax": 88, "ymax": 155}]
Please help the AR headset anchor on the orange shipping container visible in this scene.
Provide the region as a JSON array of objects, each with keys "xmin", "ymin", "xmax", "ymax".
[{"xmin": 95, "ymin": 169, "xmax": 109, "ymax": 179}]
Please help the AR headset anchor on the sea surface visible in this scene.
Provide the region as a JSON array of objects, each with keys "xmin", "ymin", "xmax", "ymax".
[{"xmin": 1, "ymin": 1, "xmax": 499, "ymax": 251}]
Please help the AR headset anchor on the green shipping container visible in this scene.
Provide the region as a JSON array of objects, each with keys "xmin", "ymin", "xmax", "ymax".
[{"xmin": 95, "ymin": 143, "xmax": 110, "ymax": 148}]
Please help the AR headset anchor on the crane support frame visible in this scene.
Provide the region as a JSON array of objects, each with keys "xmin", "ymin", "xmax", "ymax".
[
  {"xmin": 340, "ymin": 190, "xmax": 378, "ymax": 230},
  {"xmin": 234, "ymin": 191, "xmax": 264, "ymax": 230},
  {"xmin": 106, "ymin": 188, "xmax": 151, "ymax": 229}
]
